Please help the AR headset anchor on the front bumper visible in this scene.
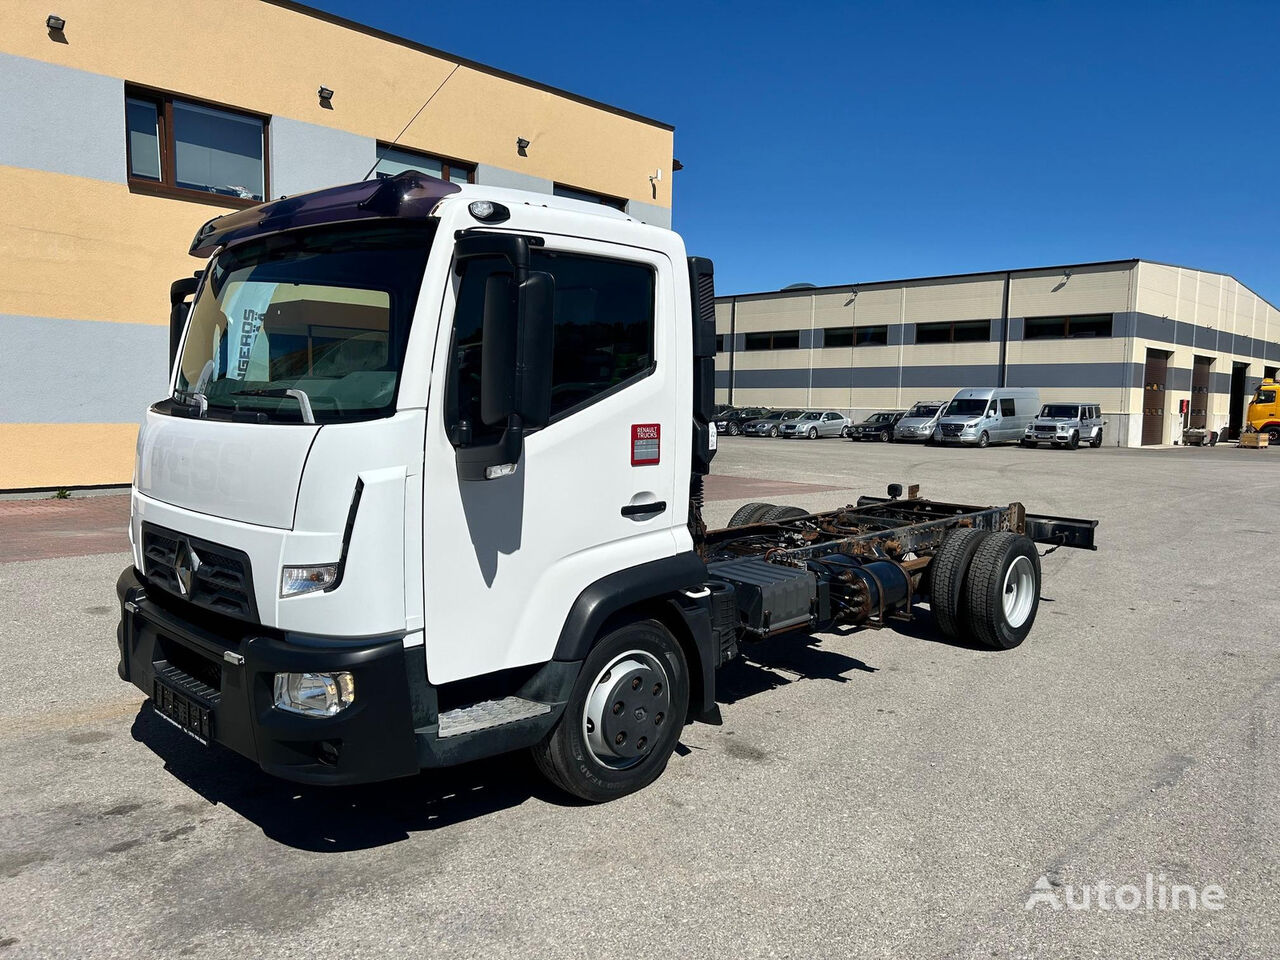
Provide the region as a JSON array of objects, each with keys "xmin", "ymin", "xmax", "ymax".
[{"xmin": 116, "ymin": 566, "xmax": 422, "ymax": 785}]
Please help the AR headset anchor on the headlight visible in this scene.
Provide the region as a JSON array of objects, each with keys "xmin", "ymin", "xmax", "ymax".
[
  {"xmin": 966, "ymin": 421, "xmax": 978, "ymax": 429},
  {"xmin": 273, "ymin": 672, "xmax": 355, "ymax": 717},
  {"xmin": 281, "ymin": 564, "xmax": 340, "ymax": 597}
]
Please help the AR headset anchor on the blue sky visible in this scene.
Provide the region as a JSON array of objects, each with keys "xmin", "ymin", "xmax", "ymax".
[{"xmin": 311, "ymin": 0, "xmax": 1280, "ymax": 302}]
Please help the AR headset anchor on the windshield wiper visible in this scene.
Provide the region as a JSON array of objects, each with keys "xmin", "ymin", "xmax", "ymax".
[
  {"xmin": 173, "ymin": 390, "xmax": 208, "ymax": 418},
  {"xmin": 229, "ymin": 387, "xmax": 316, "ymax": 424}
]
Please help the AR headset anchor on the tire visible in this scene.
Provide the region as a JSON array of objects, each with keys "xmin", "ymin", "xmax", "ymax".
[
  {"xmin": 879, "ymin": 429, "xmax": 891, "ymax": 442},
  {"xmin": 1266, "ymin": 424, "xmax": 1280, "ymax": 443},
  {"xmin": 963, "ymin": 532, "xmax": 1041, "ymax": 651},
  {"xmin": 807, "ymin": 427, "xmax": 819, "ymax": 439},
  {"xmin": 1090, "ymin": 432, "xmax": 1102, "ymax": 448},
  {"xmin": 1068, "ymin": 431, "xmax": 1079, "ymax": 450},
  {"xmin": 928, "ymin": 528, "xmax": 991, "ymax": 642},
  {"xmin": 759, "ymin": 504, "xmax": 809, "ymax": 522},
  {"xmin": 726, "ymin": 422, "xmax": 740, "ymax": 436},
  {"xmin": 769, "ymin": 426, "xmax": 779, "ymax": 438},
  {"xmin": 727, "ymin": 502, "xmax": 777, "ymax": 527},
  {"xmin": 531, "ymin": 619, "xmax": 689, "ymax": 803},
  {"xmin": 977, "ymin": 431, "xmax": 990, "ymax": 448},
  {"xmin": 841, "ymin": 427, "xmax": 850, "ymax": 438}
]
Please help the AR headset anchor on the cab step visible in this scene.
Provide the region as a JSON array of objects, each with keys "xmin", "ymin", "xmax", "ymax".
[{"xmin": 437, "ymin": 697, "xmax": 552, "ymax": 739}]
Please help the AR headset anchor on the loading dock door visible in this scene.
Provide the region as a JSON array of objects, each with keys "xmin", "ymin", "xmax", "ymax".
[
  {"xmin": 1228, "ymin": 362, "xmax": 1248, "ymax": 440},
  {"xmin": 1142, "ymin": 349, "xmax": 1169, "ymax": 445},
  {"xmin": 1189, "ymin": 356, "xmax": 1212, "ymax": 431}
]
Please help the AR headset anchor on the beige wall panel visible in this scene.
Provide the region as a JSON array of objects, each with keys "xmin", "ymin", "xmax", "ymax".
[
  {"xmin": 0, "ymin": 423, "xmax": 138, "ymax": 487},
  {"xmin": 729, "ymin": 388, "xmax": 808, "ymax": 408},
  {"xmin": 714, "ymin": 301, "xmax": 733, "ymax": 335},
  {"xmin": 849, "ymin": 388, "xmax": 908, "ymax": 408},
  {"xmin": 732, "ymin": 295, "xmax": 811, "ymax": 333},
  {"xmin": 901, "ymin": 342, "xmax": 999, "ymax": 366},
  {"xmin": 0, "ymin": 167, "xmax": 209, "ymax": 325},
  {"xmin": 732, "ymin": 349, "xmax": 810, "ymax": 371},
  {"xmin": 1010, "ymin": 264, "xmax": 1132, "ymax": 318},
  {"xmin": 808, "ymin": 388, "xmax": 853, "ymax": 410},
  {"xmin": 1134, "ymin": 262, "xmax": 1181, "ymax": 319},
  {"xmin": 1036, "ymin": 387, "xmax": 1126, "ymax": 409},
  {"xmin": 823, "ymin": 287, "xmax": 901, "ymax": 325},
  {"xmin": 0, "ymin": 0, "xmax": 672, "ymax": 206},
  {"xmin": 1006, "ymin": 337, "xmax": 1128, "ymax": 365},
  {"xmin": 902, "ymin": 276, "xmax": 1003, "ymax": 323},
  {"xmin": 810, "ymin": 345, "xmax": 899, "ymax": 369}
]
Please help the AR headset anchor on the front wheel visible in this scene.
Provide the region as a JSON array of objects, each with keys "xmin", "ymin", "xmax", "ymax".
[
  {"xmin": 726, "ymin": 422, "xmax": 740, "ymax": 436},
  {"xmin": 1266, "ymin": 424, "xmax": 1280, "ymax": 443},
  {"xmin": 1068, "ymin": 431, "xmax": 1079, "ymax": 450},
  {"xmin": 531, "ymin": 619, "xmax": 689, "ymax": 803},
  {"xmin": 1021, "ymin": 438, "xmax": 1036, "ymax": 448},
  {"xmin": 963, "ymin": 532, "xmax": 1041, "ymax": 650},
  {"xmin": 808, "ymin": 427, "xmax": 819, "ymax": 439},
  {"xmin": 977, "ymin": 431, "xmax": 990, "ymax": 448},
  {"xmin": 879, "ymin": 429, "xmax": 891, "ymax": 442},
  {"xmin": 769, "ymin": 426, "xmax": 779, "ymax": 438}
]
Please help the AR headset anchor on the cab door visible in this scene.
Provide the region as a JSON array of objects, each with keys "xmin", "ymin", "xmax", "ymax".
[{"xmin": 420, "ymin": 236, "xmax": 681, "ymax": 685}]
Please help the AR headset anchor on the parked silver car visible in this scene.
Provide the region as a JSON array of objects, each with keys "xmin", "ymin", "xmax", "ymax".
[
  {"xmin": 1022, "ymin": 402, "xmax": 1105, "ymax": 449},
  {"xmin": 893, "ymin": 400, "xmax": 947, "ymax": 442},
  {"xmin": 778, "ymin": 410, "xmax": 851, "ymax": 439},
  {"xmin": 741, "ymin": 409, "xmax": 804, "ymax": 437}
]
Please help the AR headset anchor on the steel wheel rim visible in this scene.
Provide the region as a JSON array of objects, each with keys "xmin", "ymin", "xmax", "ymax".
[
  {"xmin": 1002, "ymin": 555, "xmax": 1035, "ymax": 627},
  {"xmin": 583, "ymin": 650, "xmax": 671, "ymax": 770}
]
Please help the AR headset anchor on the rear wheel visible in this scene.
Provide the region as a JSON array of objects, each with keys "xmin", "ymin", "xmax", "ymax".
[
  {"xmin": 1266, "ymin": 424, "xmax": 1280, "ymax": 443},
  {"xmin": 977, "ymin": 431, "xmax": 990, "ymax": 448},
  {"xmin": 928, "ymin": 528, "xmax": 991, "ymax": 641},
  {"xmin": 963, "ymin": 532, "xmax": 1041, "ymax": 650},
  {"xmin": 759, "ymin": 504, "xmax": 809, "ymax": 522},
  {"xmin": 726, "ymin": 422, "xmax": 740, "ymax": 436},
  {"xmin": 1089, "ymin": 432, "xmax": 1103, "ymax": 448},
  {"xmin": 807, "ymin": 427, "xmax": 819, "ymax": 439},
  {"xmin": 531, "ymin": 619, "xmax": 689, "ymax": 803},
  {"xmin": 727, "ymin": 502, "xmax": 777, "ymax": 527}
]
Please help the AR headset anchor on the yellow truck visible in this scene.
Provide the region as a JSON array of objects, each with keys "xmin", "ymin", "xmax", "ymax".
[{"xmin": 1247, "ymin": 379, "xmax": 1280, "ymax": 442}]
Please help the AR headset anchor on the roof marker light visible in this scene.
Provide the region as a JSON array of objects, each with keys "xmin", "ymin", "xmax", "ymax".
[{"xmin": 469, "ymin": 200, "xmax": 510, "ymax": 224}]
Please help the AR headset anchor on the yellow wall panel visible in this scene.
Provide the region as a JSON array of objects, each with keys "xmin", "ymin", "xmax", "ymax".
[{"xmin": 0, "ymin": 423, "xmax": 137, "ymax": 488}]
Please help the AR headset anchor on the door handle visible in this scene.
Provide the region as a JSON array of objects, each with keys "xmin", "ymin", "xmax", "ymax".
[{"xmin": 621, "ymin": 500, "xmax": 666, "ymax": 519}]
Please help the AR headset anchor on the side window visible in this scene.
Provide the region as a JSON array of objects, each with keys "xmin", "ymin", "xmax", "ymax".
[
  {"xmin": 824, "ymin": 412, "xmax": 839, "ymax": 421},
  {"xmin": 447, "ymin": 258, "xmax": 510, "ymax": 444},
  {"xmin": 987, "ymin": 400, "xmax": 999, "ymax": 417},
  {"xmin": 531, "ymin": 250, "xmax": 656, "ymax": 419},
  {"xmin": 1000, "ymin": 398, "xmax": 1016, "ymax": 417}
]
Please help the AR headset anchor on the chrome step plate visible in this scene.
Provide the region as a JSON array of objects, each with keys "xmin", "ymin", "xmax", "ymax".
[{"xmin": 437, "ymin": 697, "xmax": 552, "ymax": 739}]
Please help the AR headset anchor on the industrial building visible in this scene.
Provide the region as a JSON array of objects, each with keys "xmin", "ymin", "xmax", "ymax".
[
  {"xmin": 715, "ymin": 259, "xmax": 1280, "ymax": 446},
  {"xmin": 0, "ymin": 0, "xmax": 674, "ymax": 489}
]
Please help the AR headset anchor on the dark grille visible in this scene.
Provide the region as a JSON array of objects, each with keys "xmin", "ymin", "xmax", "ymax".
[
  {"xmin": 941, "ymin": 423, "xmax": 964, "ymax": 437},
  {"xmin": 142, "ymin": 524, "xmax": 258, "ymax": 621}
]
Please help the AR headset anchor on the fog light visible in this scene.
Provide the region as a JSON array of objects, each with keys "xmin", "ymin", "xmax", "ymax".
[
  {"xmin": 281, "ymin": 564, "xmax": 339, "ymax": 597},
  {"xmin": 273, "ymin": 672, "xmax": 355, "ymax": 717}
]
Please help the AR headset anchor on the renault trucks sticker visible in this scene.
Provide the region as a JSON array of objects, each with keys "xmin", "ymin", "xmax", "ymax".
[{"xmin": 631, "ymin": 424, "xmax": 660, "ymax": 465}]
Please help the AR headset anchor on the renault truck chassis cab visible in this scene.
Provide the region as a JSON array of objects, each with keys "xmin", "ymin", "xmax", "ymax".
[{"xmin": 116, "ymin": 172, "xmax": 1096, "ymax": 802}]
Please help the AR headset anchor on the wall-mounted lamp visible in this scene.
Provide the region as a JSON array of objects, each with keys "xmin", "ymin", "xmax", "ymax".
[
  {"xmin": 46, "ymin": 13, "xmax": 66, "ymax": 31},
  {"xmin": 317, "ymin": 86, "xmax": 334, "ymax": 105},
  {"xmin": 516, "ymin": 137, "xmax": 530, "ymax": 157}
]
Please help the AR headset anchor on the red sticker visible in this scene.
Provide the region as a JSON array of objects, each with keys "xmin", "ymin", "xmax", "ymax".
[{"xmin": 631, "ymin": 423, "xmax": 660, "ymax": 466}]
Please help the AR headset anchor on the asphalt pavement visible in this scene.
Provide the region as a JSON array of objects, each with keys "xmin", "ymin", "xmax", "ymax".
[{"xmin": 0, "ymin": 438, "xmax": 1276, "ymax": 959}]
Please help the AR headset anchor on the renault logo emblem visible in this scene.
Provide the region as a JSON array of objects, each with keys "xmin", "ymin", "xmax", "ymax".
[{"xmin": 174, "ymin": 539, "xmax": 201, "ymax": 597}]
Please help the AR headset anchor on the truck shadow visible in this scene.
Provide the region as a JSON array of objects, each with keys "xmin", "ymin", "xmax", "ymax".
[
  {"xmin": 130, "ymin": 706, "xmax": 572, "ymax": 853},
  {"xmin": 716, "ymin": 632, "xmax": 876, "ymax": 704}
]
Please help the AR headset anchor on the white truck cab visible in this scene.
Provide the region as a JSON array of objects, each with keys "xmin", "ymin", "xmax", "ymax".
[{"xmin": 116, "ymin": 172, "xmax": 1096, "ymax": 801}]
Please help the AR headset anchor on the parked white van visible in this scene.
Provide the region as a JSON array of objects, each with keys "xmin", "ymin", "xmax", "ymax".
[{"xmin": 935, "ymin": 387, "xmax": 1041, "ymax": 447}]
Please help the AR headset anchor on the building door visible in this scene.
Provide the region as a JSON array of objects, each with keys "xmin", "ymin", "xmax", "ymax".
[
  {"xmin": 1228, "ymin": 362, "xmax": 1248, "ymax": 441},
  {"xmin": 1189, "ymin": 356, "xmax": 1212, "ymax": 431},
  {"xmin": 1142, "ymin": 349, "xmax": 1169, "ymax": 445}
]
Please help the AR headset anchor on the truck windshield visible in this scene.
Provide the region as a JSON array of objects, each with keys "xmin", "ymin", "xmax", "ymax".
[
  {"xmin": 945, "ymin": 398, "xmax": 988, "ymax": 416},
  {"xmin": 174, "ymin": 221, "xmax": 435, "ymax": 423},
  {"xmin": 1040, "ymin": 404, "xmax": 1079, "ymax": 418},
  {"xmin": 906, "ymin": 404, "xmax": 940, "ymax": 418}
]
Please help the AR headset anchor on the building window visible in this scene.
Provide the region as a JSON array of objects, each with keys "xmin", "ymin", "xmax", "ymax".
[
  {"xmin": 716, "ymin": 334, "xmax": 729, "ymax": 353},
  {"xmin": 553, "ymin": 183, "xmax": 627, "ymax": 211},
  {"xmin": 374, "ymin": 144, "xmax": 474, "ymax": 183},
  {"xmin": 125, "ymin": 88, "xmax": 266, "ymax": 204},
  {"xmin": 824, "ymin": 325, "xmax": 889, "ymax": 347},
  {"xmin": 1024, "ymin": 315, "xmax": 1113, "ymax": 339},
  {"xmin": 916, "ymin": 320, "xmax": 991, "ymax": 344},
  {"xmin": 743, "ymin": 330, "xmax": 801, "ymax": 351}
]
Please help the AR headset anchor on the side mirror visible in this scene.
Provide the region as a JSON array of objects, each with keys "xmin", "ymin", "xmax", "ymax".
[
  {"xmin": 168, "ymin": 274, "xmax": 202, "ymax": 369},
  {"xmin": 453, "ymin": 235, "xmax": 554, "ymax": 481}
]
